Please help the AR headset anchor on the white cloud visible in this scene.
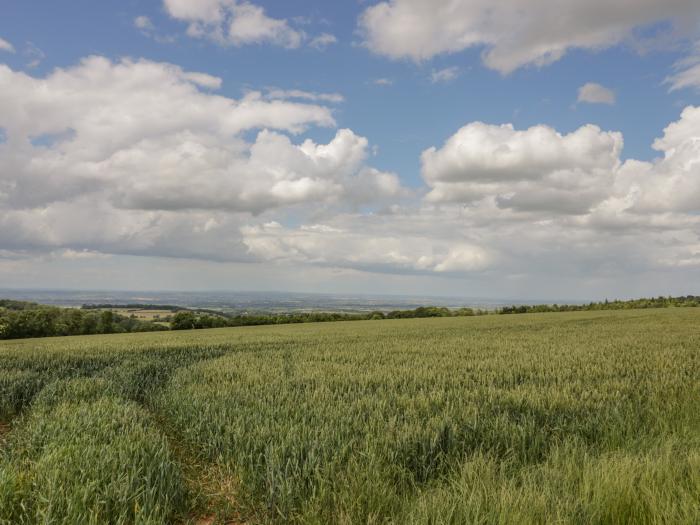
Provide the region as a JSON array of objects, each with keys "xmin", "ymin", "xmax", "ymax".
[
  {"xmin": 422, "ymin": 122, "xmax": 622, "ymax": 214},
  {"xmin": 182, "ymin": 71, "xmax": 223, "ymax": 89},
  {"xmin": 430, "ymin": 66, "xmax": 460, "ymax": 84},
  {"xmin": 164, "ymin": 0, "xmax": 305, "ymax": 48},
  {"xmin": 609, "ymin": 105, "xmax": 700, "ymax": 214},
  {"xmin": 23, "ymin": 42, "xmax": 44, "ymax": 69},
  {"xmin": 0, "ymin": 57, "xmax": 405, "ymax": 263},
  {"xmin": 0, "ymin": 38, "xmax": 14, "ymax": 53},
  {"xmin": 577, "ymin": 82, "xmax": 616, "ymax": 105},
  {"xmin": 373, "ymin": 78, "xmax": 393, "ymax": 86},
  {"xmin": 3, "ymin": 54, "xmax": 700, "ymax": 288},
  {"xmin": 309, "ymin": 33, "xmax": 338, "ymax": 50},
  {"xmin": 666, "ymin": 44, "xmax": 700, "ymax": 92},
  {"xmin": 134, "ymin": 16, "xmax": 154, "ymax": 31},
  {"xmin": 266, "ymin": 88, "xmax": 344, "ymax": 103},
  {"xmin": 667, "ymin": 62, "xmax": 700, "ymax": 92},
  {"xmin": 359, "ymin": 0, "xmax": 700, "ymax": 73},
  {"xmin": 228, "ymin": 2, "xmax": 303, "ymax": 48},
  {"xmin": 163, "ymin": 0, "xmax": 227, "ymax": 24},
  {"xmin": 408, "ymin": 106, "xmax": 700, "ymax": 281},
  {"xmin": 59, "ymin": 249, "xmax": 112, "ymax": 260},
  {"xmin": 0, "ymin": 56, "xmax": 334, "ymax": 153},
  {"xmin": 241, "ymin": 218, "xmax": 492, "ymax": 275},
  {"xmin": 134, "ymin": 14, "xmax": 177, "ymax": 43}
]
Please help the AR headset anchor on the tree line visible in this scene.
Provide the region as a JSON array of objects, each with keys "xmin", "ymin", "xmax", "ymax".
[
  {"xmin": 169, "ymin": 306, "xmax": 482, "ymax": 330},
  {"xmin": 0, "ymin": 301, "xmax": 168, "ymax": 340},
  {"xmin": 499, "ymin": 296, "xmax": 700, "ymax": 314},
  {"xmin": 2, "ymin": 296, "xmax": 699, "ymax": 340},
  {"xmin": 0, "ymin": 301, "xmax": 480, "ymax": 339}
]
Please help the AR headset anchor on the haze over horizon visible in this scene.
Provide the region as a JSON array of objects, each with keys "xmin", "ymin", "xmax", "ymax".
[
  {"xmin": 0, "ymin": 286, "xmax": 593, "ymax": 306},
  {"xmin": 2, "ymin": 1, "xmax": 700, "ymax": 299}
]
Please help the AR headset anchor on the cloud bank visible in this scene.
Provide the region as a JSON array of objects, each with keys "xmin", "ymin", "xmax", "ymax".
[
  {"xmin": 1, "ymin": 54, "xmax": 700, "ymax": 287},
  {"xmin": 359, "ymin": 0, "xmax": 700, "ymax": 73},
  {"xmin": 0, "ymin": 57, "xmax": 402, "ymax": 263}
]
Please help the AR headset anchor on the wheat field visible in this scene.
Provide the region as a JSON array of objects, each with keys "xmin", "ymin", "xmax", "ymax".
[{"xmin": 1, "ymin": 309, "xmax": 699, "ymax": 524}]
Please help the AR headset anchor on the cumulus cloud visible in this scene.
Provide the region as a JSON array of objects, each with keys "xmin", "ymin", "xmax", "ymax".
[
  {"xmin": 0, "ymin": 197, "xmax": 257, "ymax": 263},
  {"xmin": 430, "ymin": 66, "xmax": 460, "ymax": 84},
  {"xmin": 0, "ymin": 38, "xmax": 14, "ymax": 53},
  {"xmin": 227, "ymin": 2, "xmax": 303, "ymax": 48},
  {"xmin": 134, "ymin": 15, "xmax": 176, "ymax": 43},
  {"xmin": 0, "ymin": 58, "xmax": 335, "ymax": 195},
  {"xmin": 163, "ymin": 0, "xmax": 308, "ymax": 48},
  {"xmin": 3, "ymin": 54, "xmax": 700, "ymax": 285},
  {"xmin": 359, "ymin": 0, "xmax": 700, "ymax": 73},
  {"xmin": 0, "ymin": 57, "xmax": 404, "ymax": 263},
  {"xmin": 408, "ymin": 106, "xmax": 700, "ymax": 280},
  {"xmin": 309, "ymin": 33, "xmax": 338, "ymax": 50},
  {"xmin": 241, "ymin": 218, "xmax": 492, "ymax": 275},
  {"xmin": 609, "ymin": 105, "xmax": 700, "ymax": 215},
  {"xmin": 422, "ymin": 122, "xmax": 622, "ymax": 214},
  {"xmin": 577, "ymin": 82, "xmax": 616, "ymax": 105},
  {"xmin": 415, "ymin": 103, "xmax": 696, "ymax": 277}
]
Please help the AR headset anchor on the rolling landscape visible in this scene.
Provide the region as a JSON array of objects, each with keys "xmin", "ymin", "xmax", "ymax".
[
  {"xmin": 3, "ymin": 0, "xmax": 700, "ymax": 523},
  {"xmin": 2, "ymin": 308, "xmax": 699, "ymax": 523}
]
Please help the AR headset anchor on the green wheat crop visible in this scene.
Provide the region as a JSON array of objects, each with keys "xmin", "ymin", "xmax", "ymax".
[{"xmin": 1, "ymin": 309, "xmax": 698, "ymax": 523}]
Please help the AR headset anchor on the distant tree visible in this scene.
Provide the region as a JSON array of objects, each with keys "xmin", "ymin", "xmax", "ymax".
[
  {"xmin": 81, "ymin": 314, "xmax": 98, "ymax": 335},
  {"xmin": 99, "ymin": 311, "xmax": 115, "ymax": 334},
  {"xmin": 171, "ymin": 311, "xmax": 197, "ymax": 330}
]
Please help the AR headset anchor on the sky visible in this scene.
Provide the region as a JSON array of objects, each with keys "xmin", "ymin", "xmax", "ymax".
[{"xmin": 1, "ymin": 0, "xmax": 700, "ymax": 300}]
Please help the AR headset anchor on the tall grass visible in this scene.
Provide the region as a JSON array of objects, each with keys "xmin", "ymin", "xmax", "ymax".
[
  {"xmin": 0, "ymin": 382, "xmax": 185, "ymax": 524},
  {"xmin": 0, "ymin": 308, "xmax": 698, "ymax": 523}
]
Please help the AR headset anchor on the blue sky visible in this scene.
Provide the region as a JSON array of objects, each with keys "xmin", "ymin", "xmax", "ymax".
[
  {"xmin": 3, "ymin": 2, "xmax": 696, "ymax": 174},
  {"xmin": 1, "ymin": 1, "xmax": 700, "ymax": 299}
]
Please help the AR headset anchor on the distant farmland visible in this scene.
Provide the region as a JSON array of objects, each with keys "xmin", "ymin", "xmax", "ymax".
[
  {"xmin": 104, "ymin": 307, "xmax": 174, "ymax": 321},
  {"xmin": 1, "ymin": 309, "xmax": 698, "ymax": 523}
]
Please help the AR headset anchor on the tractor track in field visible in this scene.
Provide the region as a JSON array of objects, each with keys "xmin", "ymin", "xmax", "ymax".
[
  {"xmin": 130, "ymin": 351, "xmax": 250, "ymax": 524},
  {"xmin": 0, "ymin": 421, "xmax": 10, "ymax": 441},
  {"xmin": 148, "ymin": 410, "xmax": 248, "ymax": 525}
]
